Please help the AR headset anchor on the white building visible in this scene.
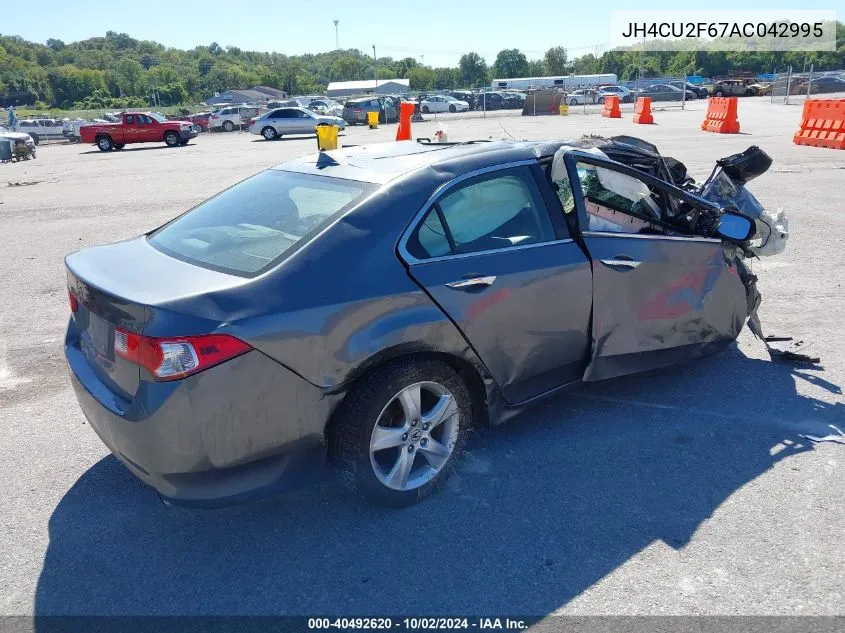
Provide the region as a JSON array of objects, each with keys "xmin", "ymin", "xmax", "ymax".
[
  {"xmin": 327, "ymin": 79, "xmax": 410, "ymax": 98},
  {"xmin": 491, "ymin": 74, "xmax": 618, "ymax": 90}
]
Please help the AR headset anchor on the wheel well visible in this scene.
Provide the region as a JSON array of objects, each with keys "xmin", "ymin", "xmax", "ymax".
[{"xmin": 324, "ymin": 350, "xmax": 490, "ymax": 463}]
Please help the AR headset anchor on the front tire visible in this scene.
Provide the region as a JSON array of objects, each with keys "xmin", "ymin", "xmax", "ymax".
[
  {"xmin": 262, "ymin": 126, "xmax": 278, "ymax": 140},
  {"xmin": 164, "ymin": 131, "xmax": 180, "ymax": 147},
  {"xmin": 29, "ymin": 133, "xmax": 40, "ymax": 146},
  {"xmin": 569, "ymin": 98, "xmax": 578, "ymax": 106},
  {"xmin": 449, "ymin": 104, "xmax": 457, "ymax": 113},
  {"xmin": 334, "ymin": 358, "xmax": 471, "ymax": 507},
  {"xmin": 96, "ymin": 136, "xmax": 113, "ymax": 151}
]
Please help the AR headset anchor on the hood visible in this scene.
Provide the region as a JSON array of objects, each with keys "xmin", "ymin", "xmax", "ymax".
[{"xmin": 0, "ymin": 131, "xmax": 34, "ymax": 143}]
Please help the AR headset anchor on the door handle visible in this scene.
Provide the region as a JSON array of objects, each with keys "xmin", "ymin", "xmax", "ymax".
[
  {"xmin": 445, "ymin": 275, "xmax": 497, "ymax": 289},
  {"xmin": 599, "ymin": 256, "xmax": 641, "ymax": 269}
]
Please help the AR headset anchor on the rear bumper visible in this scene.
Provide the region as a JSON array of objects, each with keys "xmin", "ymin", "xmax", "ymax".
[{"xmin": 66, "ymin": 325, "xmax": 339, "ymax": 506}]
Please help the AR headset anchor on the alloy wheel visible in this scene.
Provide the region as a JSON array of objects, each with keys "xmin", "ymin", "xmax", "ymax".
[{"xmin": 368, "ymin": 381, "xmax": 459, "ymax": 491}]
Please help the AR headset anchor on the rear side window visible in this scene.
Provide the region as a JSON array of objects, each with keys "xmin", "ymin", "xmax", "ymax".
[
  {"xmin": 149, "ymin": 171, "xmax": 375, "ymax": 277},
  {"xmin": 406, "ymin": 168, "xmax": 555, "ymax": 259}
]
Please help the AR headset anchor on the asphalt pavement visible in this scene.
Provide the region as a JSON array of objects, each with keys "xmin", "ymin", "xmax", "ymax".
[{"xmin": 0, "ymin": 96, "xmax": 842, "ymax": 623}]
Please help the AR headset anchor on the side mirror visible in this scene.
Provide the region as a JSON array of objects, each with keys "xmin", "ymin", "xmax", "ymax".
[{"xmin": 716, "ymin": 211, "xmax": 755, "ymax": 242}]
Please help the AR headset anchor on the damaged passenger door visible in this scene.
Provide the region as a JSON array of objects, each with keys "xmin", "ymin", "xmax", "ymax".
[
  {"xmin": 562, "ymin": 151, "xmax": 749, "ymax": 381},
  {"xmin": 400, "ymin": 162, "xmax": 593, "ymax": 404}
]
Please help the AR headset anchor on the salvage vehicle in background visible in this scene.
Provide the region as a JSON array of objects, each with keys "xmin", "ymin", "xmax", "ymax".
[
  {"xmin": 668, "ymin": 80, "xmax": 709, "ymax": 98},
  {"xmin": 713, "ymin": 78, "xmax": 768, "ymax": 97},
  {"xmin": 565, "ymin": 89, "xmax": 600, "ymax": 105},
  {"xmin": 247, "ymin": 107, "xmax": 346, "ymax": 140},
  {"xmin": 17, "ymin": 118, "xmax": 64, "ymax": 144},
  {"xmin": 637, "ymin": 84, "xmax": 696, "ymax": 101},
  {"xmin": 419, "ymin": 95, "xmax": 470, "ymax": 113},
  {"xmin": 0, "ymin": 126, "xmax": 37, "ymax": 159},
  {"xmin": 307, "ymin": 98, "xmax": 344, "ymax": 117},
  {"xmin": 208, "ymin": 106, "xmax": 261, "ymax": 132},
  {"xmin": 79, "ymin": 112, "xmax": 198, "ymax": 151},
  {"xmin": 342, "ymin": 97, "xmax": 398, "ymax": 124},
  {"xmin": 597, "ymin": 85, "xmax": 634, "ymax": 103},
  {"xmin": 65, "ymin": 135, "xmax": 789, "ymax": 509}
]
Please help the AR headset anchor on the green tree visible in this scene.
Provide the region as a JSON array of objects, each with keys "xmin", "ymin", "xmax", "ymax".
[
  {"xmin": 544, "ymin": 47, "xmax": 568, "ymax": 75},
  {"xmin": 433, "ymin": 67, "xmax": 459, "ymax": 89},
  {"xmin": 407, "ymin": 66, "xmax": 435, "ymax": 90},
  {"xmin": 459, "ymin": 52, "xmax": 487, "ymax": 87},
  {"xmin": 116, "ymin": 58, "xmax": 142, "ymax": 96},
  {"xmin": 493, "ymin": 49, "xmax": 529, "ymax": 78},
  {"xmin": 527, "ymin": 59, "xmax": 546, "ymax": 76}
]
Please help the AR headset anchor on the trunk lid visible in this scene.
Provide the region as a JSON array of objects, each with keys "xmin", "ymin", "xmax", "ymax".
[{"xmin": 66, "ymin": 237, "xmax": 246, "ymax": 399}]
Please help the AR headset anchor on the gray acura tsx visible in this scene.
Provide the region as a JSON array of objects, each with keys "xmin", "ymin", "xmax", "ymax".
[{"xmin": 65, "ymin": 136, "xmax": 788, "ymax": 507}]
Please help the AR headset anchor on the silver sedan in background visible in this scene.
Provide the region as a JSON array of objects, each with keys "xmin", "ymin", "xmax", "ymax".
[{"xmin": 248, "ymin": 107, "xmax": 346, "ymax": 140}]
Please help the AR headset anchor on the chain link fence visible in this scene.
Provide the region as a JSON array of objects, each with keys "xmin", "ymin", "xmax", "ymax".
[{"xmin": 770, "ymin": 67, "xmax": 845, "ymax": 105}]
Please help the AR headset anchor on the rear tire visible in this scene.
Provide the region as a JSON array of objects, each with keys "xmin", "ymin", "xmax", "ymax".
[
  {"xmin": 422, "ymin": 105, "xmax": 430, "ymax": 114},
  {"xmin": 222, "ymin": 120, "xmax": 235, "ymax": 132},
  {"xmin": 164, "ymin": 131, "xmax": 180, "ymax": 147},
  {"xmin": 715, "ymin": 90, "xmax": 724, "ymax": 97},
  {"xmin": 29, "ymin": 133, "xmax": 40, "ymax": 145},
  {"xmin": 334, "ymin": 358, "xmax": 471, "ymax": 507},
  {"xmin": 262, "ymin": 126, "xmax": 277, "ymax": 140},
  {"xmin": 96, "ymin": 136, "xmax": 113, "ymax": 152},
  {"xmin": 569, "ymin": 98, "xmax": 577, "ymax": 106}
]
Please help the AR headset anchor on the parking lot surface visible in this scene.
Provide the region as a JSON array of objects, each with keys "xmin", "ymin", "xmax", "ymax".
[{"xmin": 0, "ymin": 96, "xmax": 843, "ymax": 619}]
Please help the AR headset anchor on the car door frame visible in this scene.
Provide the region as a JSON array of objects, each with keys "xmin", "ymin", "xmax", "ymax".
[
  {"xmin": 559, "ymin": 149, "xmax": 749, "ymax": 381},
  {"xmin": 398, "ymin": 159, "xmax": 594, "ymax": 404}
]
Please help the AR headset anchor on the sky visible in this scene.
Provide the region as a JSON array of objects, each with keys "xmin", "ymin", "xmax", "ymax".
[{"xmin": 2, "ymin": 0, "xmax": 840, "ymax": 67}]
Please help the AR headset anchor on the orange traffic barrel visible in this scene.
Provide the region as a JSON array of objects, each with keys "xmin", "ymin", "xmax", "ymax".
[
  {"xmin": 633, "ymin": 97, "xmax": 654, "ymax": 124},
  {"xmin": 793, "ymin": 99, "xmax": 845, "ymax": 150},
  {"xmin": 701, "ymin": 97, "xmax": 740, "ymax": 134},
  {"xmin": 601, "ymin": 95, "xmax": 621, "ymax": 118}
]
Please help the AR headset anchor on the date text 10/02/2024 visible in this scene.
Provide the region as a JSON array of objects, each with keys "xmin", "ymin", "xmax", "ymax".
[{"xmin": 307, "ymin": 618, "xmax": 529, "ymax": 630}]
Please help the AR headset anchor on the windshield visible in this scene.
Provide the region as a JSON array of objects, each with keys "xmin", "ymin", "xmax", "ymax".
[{"xmin": 149, "ymin": 170, "xmax": 375, "ymax": 277}]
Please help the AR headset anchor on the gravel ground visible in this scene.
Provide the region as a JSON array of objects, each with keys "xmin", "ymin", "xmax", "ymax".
[{"xmin": 0, "ymin": 96, "xmax": 843, "ymax": 622}]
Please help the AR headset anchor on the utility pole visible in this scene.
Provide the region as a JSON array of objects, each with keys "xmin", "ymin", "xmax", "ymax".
[
  {"xmin": 333, "ymin": 19, "xmax": 339, "ymax": 50},
  {"xmin": 373, "ymin": 45, "xmax": 378, "ymax": 94}
]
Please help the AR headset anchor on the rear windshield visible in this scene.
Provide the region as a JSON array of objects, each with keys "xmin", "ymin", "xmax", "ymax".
[{"xmin": 148, "ymin": 170, "xmax": 374, "ymax": 277}]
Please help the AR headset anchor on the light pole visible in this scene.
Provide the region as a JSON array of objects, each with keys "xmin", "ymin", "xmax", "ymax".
[
  {"xmin": 333, "ymin": 19, "xmax": 339, "ymax": 50},
  {"xmin": 373, "ymin": 45, "xmax": 378, "ymax": 95}
]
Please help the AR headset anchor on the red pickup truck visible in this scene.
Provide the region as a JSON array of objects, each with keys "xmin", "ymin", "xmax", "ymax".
[{"xmin": 79, "ymin": 112, "xmax": 199, "ymax": 151}]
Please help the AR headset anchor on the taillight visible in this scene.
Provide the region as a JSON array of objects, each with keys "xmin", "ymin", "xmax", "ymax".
[
  {"xmin": 114, "ymin": 330, "xmax": 251, "ymax": 381},
  {"xmin": 68, "ymin": 290, "xmax": 78, "ymax": 313},
  {"xmin": 248, "ymin": 118, "xmax": 256, "ymax": 125},
  {"xmin": 353, "ymin": 109, "xmax": 361, "ymax": 113}
]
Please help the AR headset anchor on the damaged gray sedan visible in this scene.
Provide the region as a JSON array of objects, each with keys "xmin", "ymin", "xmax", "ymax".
[{"xmin": 65, "ymin": 136, "xmax": 791, "ymax": 508}]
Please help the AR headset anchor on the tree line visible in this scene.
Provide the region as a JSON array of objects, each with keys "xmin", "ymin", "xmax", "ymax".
[{"xmin": 1, "ymin": 27, "xmax": 843, "ymax": 109}]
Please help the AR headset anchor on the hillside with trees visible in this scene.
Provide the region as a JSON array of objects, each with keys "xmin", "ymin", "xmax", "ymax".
[{"xmin": 1, "ymin": 26, "xmax": 843, "ymax": 109}]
